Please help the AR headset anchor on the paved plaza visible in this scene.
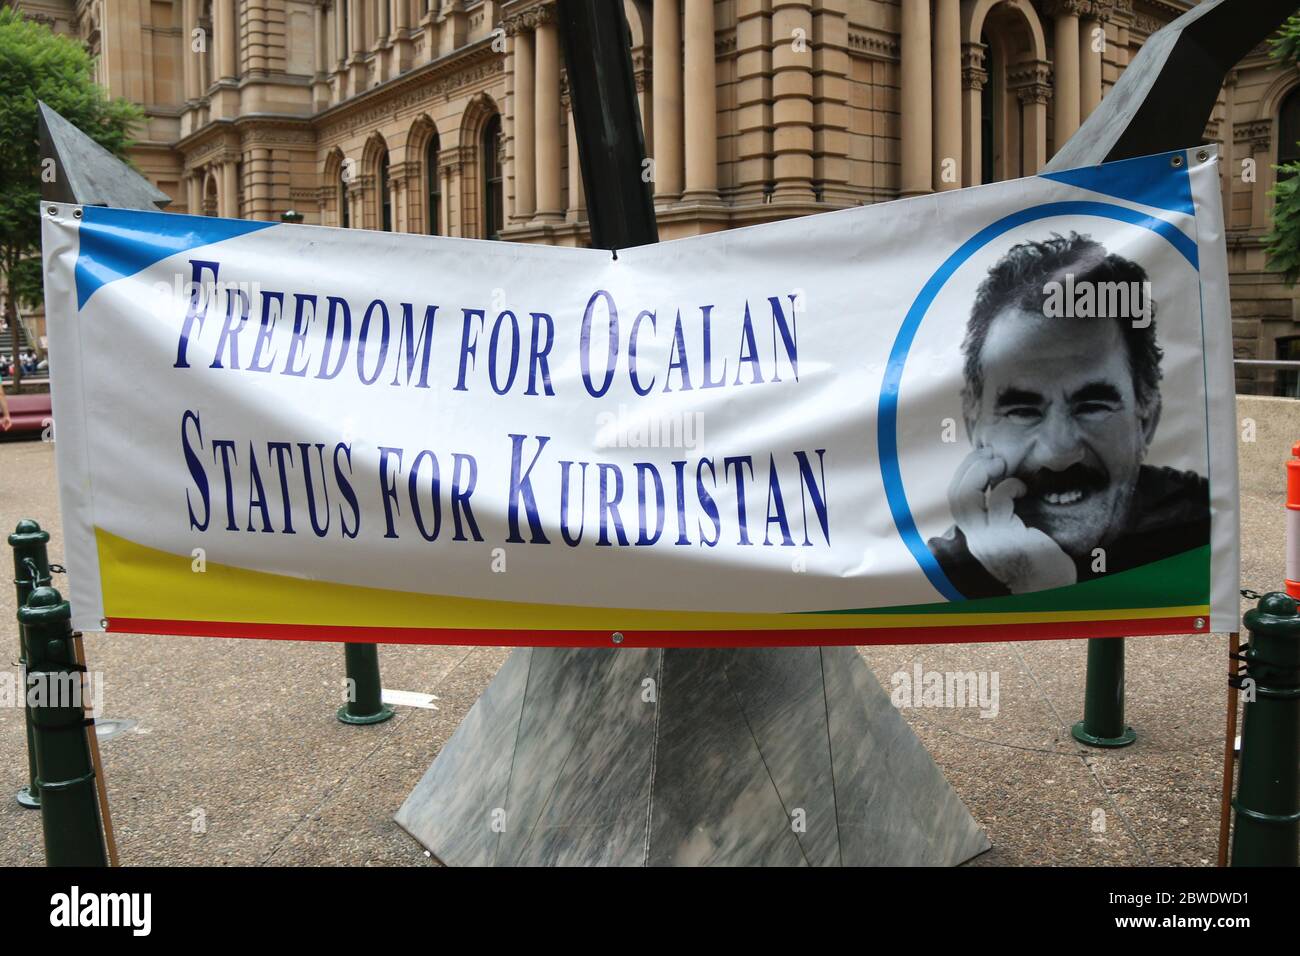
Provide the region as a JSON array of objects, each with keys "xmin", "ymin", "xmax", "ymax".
[{"xmin": 0, "ymin": 396, "xmax": 1293, "ymax": 866}]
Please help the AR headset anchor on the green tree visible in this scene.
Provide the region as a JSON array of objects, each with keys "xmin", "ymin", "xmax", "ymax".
[
  {"xmin": 0, "ymin": 8, "xmax": 141, "ymax": 388},
  {"xmin": 1265, "ymin": 13, "xmax": 1300, "ymax": 283}
]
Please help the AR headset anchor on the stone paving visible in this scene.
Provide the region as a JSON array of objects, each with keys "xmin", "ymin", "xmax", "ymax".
[{"xmin": 0, "ymin": 396, "xmax": 1293, "ymax": 866}]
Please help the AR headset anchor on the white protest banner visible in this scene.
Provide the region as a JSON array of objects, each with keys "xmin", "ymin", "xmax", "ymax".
[{"xmin": 39, "ymin": 148, "xmax": 1238, "ymax": 645}]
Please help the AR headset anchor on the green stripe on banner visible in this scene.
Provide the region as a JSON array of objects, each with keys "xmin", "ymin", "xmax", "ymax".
[{"xmin": 816, "ymin": 545, "xmax": 1210, "ymax": 617}]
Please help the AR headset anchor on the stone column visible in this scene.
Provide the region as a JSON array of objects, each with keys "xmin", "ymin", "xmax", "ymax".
[
  {"xmin": 1052, "ymin": 1, "xmax": 1082, "ymax": 150},
  {"xmin": 652, "ymin": 0, "xmax": 684, "ymax": 200},
  {"xmin": 249, "ymin": 147, "xmax": 276, "ymax": 220},
  {"xmin": 335, "ymin": 0, "xmax": 347, "ymax": 66},
  {"xmin": 220, "ymin": 160, "xmax": 240, "ymax": 218},
  {"xmin": 215, "ymin": 0, "xmax": 238, "ymax": 81},
  {"xmin": 373, "ymin": 3, "xmax": 391, "ymax": 82},
  {"xmin": 186, "ymin": 173, "xmax": 202, "ymax": 216},
  {"xmin": 933, "ymin": 0, "xmax": 962, "ymax": 190},
  {"xmin": 513, "ymin": 28, "xmax": 536, "ymax": 220},
  {"xmin": 566, "ymin": 95, "xmax": 586, "ymax": 223},
  {"xmin": 348, "ymin": 0, "xmax": 366, "ymax": 93},
  {"xmin": 534, "ymin": 16, "xmax": 564, "ymax": 221},
  {"xmin": 1079, "ymin": 10, "xmax": 1104, "ymax": 120},
  {"xmin": 812, "ymin": 0, "xmax": 852, "ymax": 205},
  {"xmin": 961, "ymin": 43, "xmax": 987, "ymax": 186},
  {"xmin": 1018, "ymin": 69, "xmax": 1050, "ymax": 175},
  {"xmin": 1222, "ymin": 70, "xmax": 1237, "ymax": 228},
  {"xmin": 391, "ymin": 0, "xmax": 413, "ymax": 72},
  {"xmin": 197, "ymin": 8, "xmax": 211, "ymax": 94},
  {"xmin": 443, "ymin": 163, "xmax": 456, "ymax": 237},
  {"xmin": 350, "ymin": 183, "xmax": 364, "ymax": 230},
  {"xmin": 1240, "ymin": 122, "xmax": 1272, "ymax": 229},
  {"xmin": 439, "ymin": 0, "xmax": 469, "ymax": 56},
  {"xmin": 731, "ymin": 0, "xmax": 770, "ymax": 207},
  {"xmin": 682, "ymin": 0, "xmax": 718, "ymax": 202},
  {"xmin": 182, "ymin": 0, "xmax": 199, "ymax": 101},
  {"xmin": 313, "ymin": 3, "xmax": 331, "ymax": 107},
  {"xmin": 900, "ymin": 0, "xmax": 933, "ymax": 197},
  {"xmin": 771, "ymin": 0, "xmax": 815, "ymax": 203}
]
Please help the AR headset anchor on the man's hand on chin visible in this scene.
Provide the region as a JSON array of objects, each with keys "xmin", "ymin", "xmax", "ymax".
[{"xmin": 949, "ymin": 448, "xmax": 1077, "ymax": 595}]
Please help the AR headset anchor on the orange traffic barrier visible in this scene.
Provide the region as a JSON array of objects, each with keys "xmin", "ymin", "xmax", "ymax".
[{"xmin": 1288, "ymin": 442, "xmax": 1300, "ymax": 599}]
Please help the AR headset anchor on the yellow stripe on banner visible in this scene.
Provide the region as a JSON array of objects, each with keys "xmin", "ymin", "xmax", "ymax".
[{"xmin": 95, "ymin": 528, "xmax": 1208, "ymax": 632}]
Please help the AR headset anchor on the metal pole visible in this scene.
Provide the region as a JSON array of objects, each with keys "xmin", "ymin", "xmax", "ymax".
[
  {"xmin": 1230, "ymin": 592, "xmax": 1300, "ymax": 866},
  {"xmin": 9, "ymin": 519, "xmax": 51, "ymax": 808},
  {"xmin": 1071, "ymin": 637, "xmax": 1137, "ymax": 748},
  {"xmin": 555, "ymin": 0, "xmax": 658, "ymax": 251},
  {"xmin": 1286, "ymin": 442, "xmax": 1299, "ymax": 600},
  {"xmin": 1218, "ymin": 631, "xmax": 1241, "ymax": 866},
  {"xmin": 20, "ymin": 586, "xmax": 107, "ymax": 866},
  {"xmin": 1047, "ymin": 0, "xmax": 1298, "ymax": 752},
  {"xmin": 337, "ymin": 643, "xmax": 394, "ymax": 725}
]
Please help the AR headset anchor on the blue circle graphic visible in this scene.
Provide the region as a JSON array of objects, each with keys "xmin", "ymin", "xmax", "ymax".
[{"xmin": 876, "ymin": 200, "xmax": 1200, "ymax": 602}]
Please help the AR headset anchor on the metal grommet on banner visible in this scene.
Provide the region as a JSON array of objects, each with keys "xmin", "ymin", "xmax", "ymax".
[
  {"xmin": 1171, "ymin": 154, "xmax": 1185, "ymax": 168},
  {"xmin": 46, "ymin": 205, "xmax": 57, "ymax": 217},
  {"xmin": 99, "ymin": 619, "xmax": 108, "ymax": 630},
  {"xmin": 1196, "ymin": 148, "xmax": 1210, "ymax": 163},
  {"xmin": 611, "ymin": 632, "xmax": 624, "ymax": 645},
  {"xmin": 73, "ymin": 208, "xmax": 83, "ymax": 220},
  {"xmin": 1195, "ymin": 617, "xmax": 1206, "ymax": 630}
]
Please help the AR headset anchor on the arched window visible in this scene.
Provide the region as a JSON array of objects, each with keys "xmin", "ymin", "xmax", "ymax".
[
  {"xmin": 339, "ymin": 172, "xmax": 350, "ymax": 228},
  {"xmin": 482, "ymin": 115, "xmax": 503, "ymax": 240},
  {"xmin": 1278, "ymin": 87, "xmax": 1300, "ymax": 176},
  {"xmin": 379, "ymin": 152, "xmax": 392, "ymax": 231},
  {"xmin": 426, "ymin": 131, "xmax": 442, "ymax": 236}
]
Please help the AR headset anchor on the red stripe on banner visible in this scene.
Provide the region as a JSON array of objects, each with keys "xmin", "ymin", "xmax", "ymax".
[{"xmin": 106, "ymin": 616, "xmax": 1206, "ymax": 646}]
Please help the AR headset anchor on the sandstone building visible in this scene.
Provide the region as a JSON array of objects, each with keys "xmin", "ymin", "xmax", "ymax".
[{"xmin": 11, "ymin": 0, "xmax": 1300, "ymax": 394}]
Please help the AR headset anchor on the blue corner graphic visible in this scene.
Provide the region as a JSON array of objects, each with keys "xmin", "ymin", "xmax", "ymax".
[
  {"xmin": 75, "ymin": 206, "xmax": 276, "ymax": 310},
  {"xmin": 1039, "ymin": 150, "xmax": 1195, "ymax": 217}
]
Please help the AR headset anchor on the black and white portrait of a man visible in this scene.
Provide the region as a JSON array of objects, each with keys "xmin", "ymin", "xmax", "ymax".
[{"xmin": 926, "ymin": 232, "xmax": 1210, "ymax": 599}]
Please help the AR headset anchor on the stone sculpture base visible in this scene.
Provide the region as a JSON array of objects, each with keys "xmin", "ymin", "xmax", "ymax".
[{"xmin": 396, "ymin": 645, "xmax": 990, "ymax": 866}]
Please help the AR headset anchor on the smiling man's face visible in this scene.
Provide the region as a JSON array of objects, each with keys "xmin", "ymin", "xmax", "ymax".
[{"xmin": 964, "ymin": 307, "xmax": 1160, "ymax": 559}]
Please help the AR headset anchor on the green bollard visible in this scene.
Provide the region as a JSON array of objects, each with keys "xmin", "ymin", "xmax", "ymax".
[
  {"xmin": 1231, "ymin": 592, "xmax": 1300, "ymax": 867},
  {"xmin": 9, "ymin": 519, "xmax": 51, "ymax": 809},
  {"xmin": 337, "ymin": 642, "xmax": 394, "ymax": 725},
  {"xmin": 1071, "ymin": 637, "xmax": 1137, "ymax": 748},
  {"xmin": 20, "ymin": 586, "xmax": 107, "ymax": 867}
]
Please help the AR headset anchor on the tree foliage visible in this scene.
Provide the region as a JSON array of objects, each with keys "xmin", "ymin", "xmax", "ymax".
[
  {"xmin": 0, "ymin": 8, "xmax": 141, "ymax": 310},
  {"xmin": 1265, "ymin": 13, "xmax": 1300, "ymax": 284}
]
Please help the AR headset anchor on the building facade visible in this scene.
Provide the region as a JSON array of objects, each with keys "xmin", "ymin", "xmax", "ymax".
[{"xmin": 12, "ymin": 0, "xmax": 1300, "ymax": 392}]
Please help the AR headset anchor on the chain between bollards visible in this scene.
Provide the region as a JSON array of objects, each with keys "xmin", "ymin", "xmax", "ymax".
[
  {"xmin": 1230, "ymin": 591, "xmax": 1300, "ymax": 866},
  {"xmin": 9, "ymin": 519, "xmax": 51, "ymax": 809},
  {"xmin": 20, "ymin": 585, "xmax": 108, "ymax": 867},
  {"xmin": 337, "ymin": 642, "xmax": 394, "ymax": 725},
  {"xmin": 1072, "ymin": 637, "xmax": 1137, "ymax": 748}
]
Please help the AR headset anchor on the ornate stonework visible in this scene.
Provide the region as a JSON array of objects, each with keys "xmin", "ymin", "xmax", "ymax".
[
  {"xmin": 962, "ymin": 43, "xmax": 988, "ymax": 92},
  {"xmin": 1234, "ymin": 119, "xmax": 1273, "ymax": 152},
  {"xmin": 1009, "ymin": 61, "xmax": 1053, "ymax": 106},
  {"xmin": 848, "ymin": 30, "xmax": 899, "ymax": 61},
  {"xmin": 502, "ymin": 2, "xmax": 554, "ymax": 36}
]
